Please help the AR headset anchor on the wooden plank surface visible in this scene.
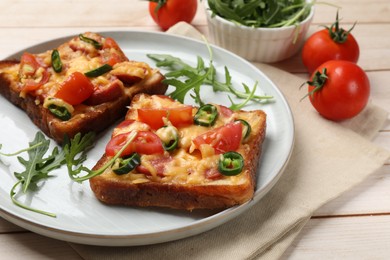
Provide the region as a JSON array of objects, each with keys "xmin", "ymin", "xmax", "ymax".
[{"xmin": 283, "ymin": 215, "xmax": 390, "ymax": 259}]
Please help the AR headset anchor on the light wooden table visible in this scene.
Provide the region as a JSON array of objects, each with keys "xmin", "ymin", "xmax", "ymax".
[{"xmin": 0, "ymin": 1, "xmax": 389, "ymax": 259}]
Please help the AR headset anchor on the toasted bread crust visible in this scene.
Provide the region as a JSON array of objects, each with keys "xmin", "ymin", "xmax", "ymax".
[
  {"xmin": 0, "ymin": 60, "xmax": 167, "ymax": 144},
  {"xmin": 89, "ymin": 94, "xmax": 267, "ymax": 210}
]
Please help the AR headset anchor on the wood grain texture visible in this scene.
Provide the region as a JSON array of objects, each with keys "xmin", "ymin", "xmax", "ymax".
[{"xmin": 283, "ymin": 215, "xmax": 390, "ymax": 259}]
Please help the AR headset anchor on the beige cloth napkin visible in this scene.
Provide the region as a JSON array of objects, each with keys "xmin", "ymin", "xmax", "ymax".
[{"xmin": 70, "ymin": 23, "xmax": 390, "ymax": 259}]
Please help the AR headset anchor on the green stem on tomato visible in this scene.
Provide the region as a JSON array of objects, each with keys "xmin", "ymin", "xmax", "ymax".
[
  {"xmin": 327, "ymin": 10, "xmax": 357, "ymax": 44},
  {"xmin": 300, "ymin": 68, "xmax": 328, "ymax": 101}
]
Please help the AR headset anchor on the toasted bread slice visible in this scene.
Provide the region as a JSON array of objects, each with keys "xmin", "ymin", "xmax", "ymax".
[
  {"xmin": 90, "ymin": 94, "xmax": 266, "ymax": 210},
  {"xmin": 0, "ymin": 32, "xmax": 167, "ymax": 144}
]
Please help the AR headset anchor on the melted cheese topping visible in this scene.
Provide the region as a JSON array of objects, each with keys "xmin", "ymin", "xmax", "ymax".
[
  {"xmin": 6, "ymin": 32, "xmax": 154, "ymax": 110},
  {"xmin": 106, "ymin": 94, "xmax": 255, "ymax": 186}
]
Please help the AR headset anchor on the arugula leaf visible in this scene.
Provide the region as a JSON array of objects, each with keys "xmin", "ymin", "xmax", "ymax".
[
  {"xmin": 64, "ymin": 131, "xmax": 137, "ymax": 183},
  {"xmin": 63, "ymin": 132, "xmax": 96, "ymax": 182},
  {"xmin": 165, "ymin": 65, "xmax": 212, "ymax": 104},
  {"xmin": 14, "ymin": 132, "xmax": 65, "ymax": 192},
  {"xmin": 229, "ymin": 82, "xmax": 258, "ymax": 111},
  {"xmin": 147, "ymin": 49, "xmax": 273, "ymax": 109},
  {"xmin": 207, "ymin": 0, "xmax": 313, "ymax": 28},
  {"xmin": 3, "ymin": 132, "xmax": 66, "ymax": 217}
]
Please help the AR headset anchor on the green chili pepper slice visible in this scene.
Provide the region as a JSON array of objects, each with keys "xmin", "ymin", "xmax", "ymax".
[
  {"xmin": 84, "ymin": 64, "xmax": 113, "ymax": 78},
  {"xmin": 51, "ymin": 49, "xmax": 62, "ymax": 73},
  {"xmin": 79, "ymin": 34, "xmax": 103, "ymax": 49},
  {"xmin": 235, "ymin": 119, "xmax": 251, "ymax": 141},
  {"xmin": 194, "ymin": 104, "xmax": 218, "ymax": 127},
  {"xmin": 156, "ymin": 125, "xmax": 179, "ymax": 152},
  {"xmin": 48, "ymin": 104, "xmax": 71, "ymax": 121},
  {"xmin": 112, "ymin": 153, "xmax": 141, "ymax": 175},
  {"xmin": 163, "ymin": 137, "xmax": 178, "ymax": 151},
  {"xmin": 218, "ymin": 151, "xmax": 244, "ymax": 176}
]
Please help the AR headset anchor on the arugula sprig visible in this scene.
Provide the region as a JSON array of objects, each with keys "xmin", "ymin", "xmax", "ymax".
[
  {"xmin": 147, "ymin": 45, "xmax": 273, "ymax": 109},
  {"xmin": 0, "ymin": 132, "xmax": 66, "ymax": 217},
  {"xmin": 64, "ymin": 131, "xmax": 137, "ymax": 183},
  {"xmin": 0, "ymin": 130, "xmax": 139, "ymax": 217},
  {"xmin": 63, "ymin": 132, "xmax": 96, "ymax": 182},
  {"xmin": 207, "ymin": 0, "xmax": 313, "ymax": 28},
  {"xmin": 156, "ymin": 55, "xmax": 213, "ymax": 105}
]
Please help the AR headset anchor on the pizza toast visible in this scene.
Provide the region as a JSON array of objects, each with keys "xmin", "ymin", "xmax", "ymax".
[
  {"xmin": 89, "ymin": 93, "xmax": 266, "ymax": 210},
  {"xmin": 0, "ymin": 32, "xmax": 167, "ymax": 144}
]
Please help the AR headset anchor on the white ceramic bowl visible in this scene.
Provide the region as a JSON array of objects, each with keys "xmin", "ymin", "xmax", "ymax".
[{"xmin": 205, "ymin": 1, "xmax": 315, "ymax": 63}]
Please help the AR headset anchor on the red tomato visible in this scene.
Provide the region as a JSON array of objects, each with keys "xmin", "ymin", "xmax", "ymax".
[
  {"xmin": 192, "ymin": 122, "xmax": 242, "ymax": 154},
  {"xmin": 301, "ymin": 12, "xmax": 359, "ymax": 74},
  {"xmin": 305, "ymin": 60, "xmax": 370, "ymax": 121},
  {"xmin": 54, "ymin": 72, "xmax": 94, "ymax": 105},
  {"xmin": 105, "ymin": 131, "xmax": 164, "ymax": 156},
  {"xmin": 137, "ymin": 106, "xmax": 193, "ymax": 129},
  {"xmin": 19, "ymin": 52, "xmax": 50, "ymax": 94},
  {"xmin": 148, "ymin": 0, "xmax": 197, "ymax": 31}
]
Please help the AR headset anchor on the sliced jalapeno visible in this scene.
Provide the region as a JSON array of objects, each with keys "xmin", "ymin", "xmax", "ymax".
[
  {"xmin": 235, "ymin": 119, "xmax": 251, "ymax": 141},
  {"xmin": 156, "ymin": 125, "xmax": 179, "ymax": 152},
  {"xmin": 79, "ymin": 34, "xmax": 102, "ymax": 49},
  {"xmin": 218, "ymin": 151, "xmax": 244, "ymax": 176},
  {"xmin": 48, "ymin": 104, "xmax": 71, "ymax": 121},
  {"xmin": 51, "ymin": 49, "xmax": 62, "ymax": 73},
  {"xmin": 84, "ymin": 64, "xmax": 112, "ymax": 77},
  {"xmin": 194, "ymin": 104, "xmax": 218, "ymax": 127},
  {"xmin": 112, "ymin": 153, "xmax": 141, "ymax": 175}
]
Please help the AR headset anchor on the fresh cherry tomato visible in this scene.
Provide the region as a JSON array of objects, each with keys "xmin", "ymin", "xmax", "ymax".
[
  {"xmin": 137, "ymin": 106, "xmax": 193, "ymax": 129},
  {"xmin": 54, "ymin": 72, "xmax": 94, "ymax": 105},
  {"xmin": 302, "ymin": 12, "xmax": 359, "ymax": 74},
  {"xmin": 304, "ymin": 60, "xmax": 370, "ymax": 121},
  {"xmin": 148, "ymin": 0, "xmax": 197, "ymax": 31},
  {"xmin": 105, "ymin": 131, "xmax": 164, "ymax": 156},
  {"xmin": 192, "ymin": 121, "xmax": 242, "ymax": 154}
]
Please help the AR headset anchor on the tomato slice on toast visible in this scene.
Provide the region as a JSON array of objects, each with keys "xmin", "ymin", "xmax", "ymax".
[
  {"xmin": 137, "ymin": 106, "xmax": 193, "ymax": 129},
  {"xmin": 106, "ymin": 131, "xmax": 164, "ymax": 157},
  {"xmin": 54, "ymin": 72, "xmax": 94, "ymax": 105},
  {"xmin": 192, "ymin": 121, "xmax": 242, "ymax": 154}
]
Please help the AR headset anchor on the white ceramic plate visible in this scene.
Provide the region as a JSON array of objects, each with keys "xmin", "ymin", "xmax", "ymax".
[{"xmin": 0, "ymin": 31, "xmax": 294, "ymax": 246}]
